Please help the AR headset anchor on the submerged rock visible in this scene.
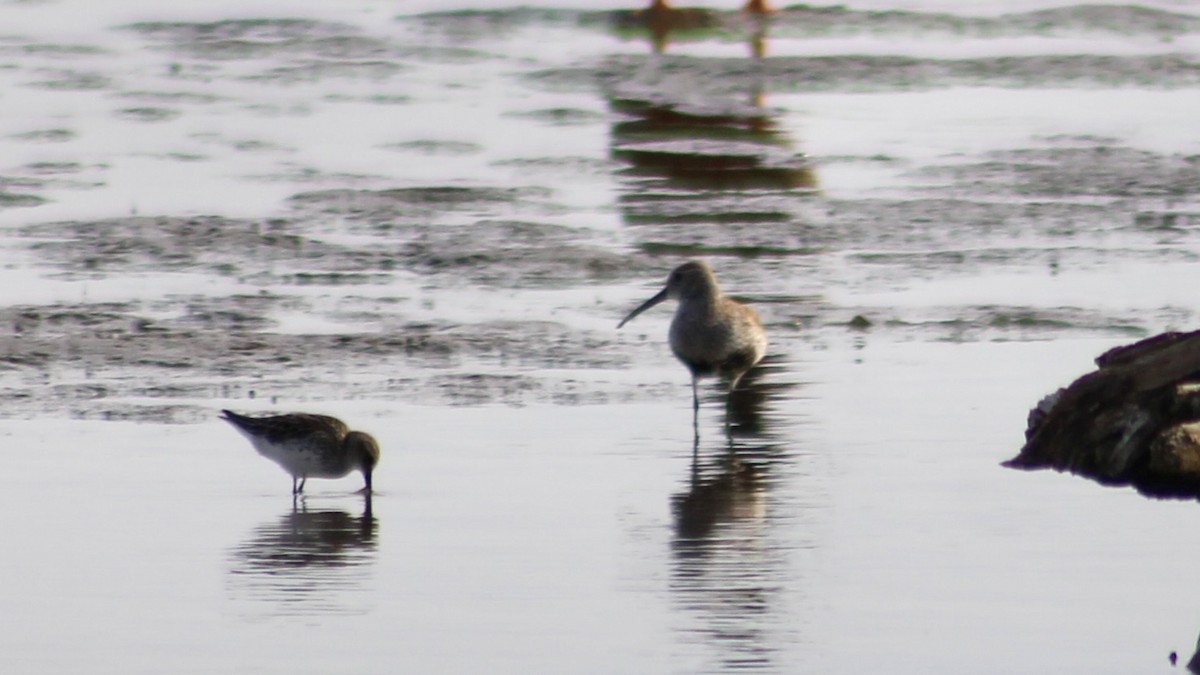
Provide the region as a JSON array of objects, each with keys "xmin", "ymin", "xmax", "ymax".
[{"xmin": 1005, "ymin": 330, "xmax": 1200, "ymax": 497}]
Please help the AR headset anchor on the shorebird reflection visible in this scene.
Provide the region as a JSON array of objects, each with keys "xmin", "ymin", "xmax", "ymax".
[
  {"xmin": 675, "ymin": 447, "xmax": 766, "ymax": 539},
  {"xmin": 670, "ymin": 438, "xmax": 782, "ymax": 669},
  {"xmin": 668, "ymin": 349, "xmax": 795, "ymax": 669},
  {"xmin": 227, "ymin": 495, "xmax": 377, "ymax": 615}
]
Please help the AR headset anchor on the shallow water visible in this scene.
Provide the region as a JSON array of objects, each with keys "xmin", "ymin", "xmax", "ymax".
[{"xmin": 2, "ymin": 0, "xmax": 1200, "ymax": 672}]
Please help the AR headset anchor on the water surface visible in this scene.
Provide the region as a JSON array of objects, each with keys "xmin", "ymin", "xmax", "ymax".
[{"xmin": 1, "ymin": 0, "xmax": 1200, "ymax": 672}]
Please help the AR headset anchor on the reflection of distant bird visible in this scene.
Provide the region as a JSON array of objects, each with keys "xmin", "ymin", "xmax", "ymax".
[
  {"xmin": 619, "ymin": 261, "xmax": 767, "ymax": 420},
  {"xmin": 220, "ymin": 410, "xmax": 380, "ymax": 494}
]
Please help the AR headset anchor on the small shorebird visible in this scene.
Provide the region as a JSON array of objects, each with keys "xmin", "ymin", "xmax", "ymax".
[
  {"xmin": 220, "ymin": 410, "xmax": 380, "ymax": 495},
  {"xmin": 618, "ymin": 260, "xmax": 767, "ymax": 419}
]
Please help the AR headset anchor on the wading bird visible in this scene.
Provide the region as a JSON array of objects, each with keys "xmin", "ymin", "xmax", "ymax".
[
  {"xmin": 618, "ymin": 260, "xmax": 767, "ymax": 432},
  {"xmin": 220, "ymin": 410, "xmax": 380, "ymax": 495}
]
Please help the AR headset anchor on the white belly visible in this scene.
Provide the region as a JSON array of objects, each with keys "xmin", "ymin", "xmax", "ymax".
[{"xmin": 244, "ymin": 434, "xmax": 350, "ymax": 479}]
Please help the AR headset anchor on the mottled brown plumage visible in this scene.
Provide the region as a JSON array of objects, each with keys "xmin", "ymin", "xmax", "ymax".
[{"xmin": 220, "ymin": 410, "xmax": 380, "ymax": 494}]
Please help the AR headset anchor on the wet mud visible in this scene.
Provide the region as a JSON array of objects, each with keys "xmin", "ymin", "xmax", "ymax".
[{"xmin": 2, "ymin": 5, "xmax": 1199, "ymax": 423}]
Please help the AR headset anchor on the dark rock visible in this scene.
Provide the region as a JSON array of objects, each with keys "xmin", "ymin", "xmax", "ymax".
[{"xmin": 1005, "ymin": 329, "xmax": 1200, "ymax": 498}]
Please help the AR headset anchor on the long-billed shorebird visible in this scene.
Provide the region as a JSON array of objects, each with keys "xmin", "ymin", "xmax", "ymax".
[
  {"xmin": 618, "ymin": 260, "xmax": 767, "ymax": 421},
  {"xmin": 220, "ymin": 410, "xmax": 380, "ymax": 495}
]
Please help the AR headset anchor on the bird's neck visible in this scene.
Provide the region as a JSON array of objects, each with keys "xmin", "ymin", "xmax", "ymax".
[{"xmin": 680, "ymin": 293, "xmax": 720, "ymax": 316}]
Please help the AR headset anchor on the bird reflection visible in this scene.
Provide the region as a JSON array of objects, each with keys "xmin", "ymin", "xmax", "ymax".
[
  {"xmin": 227, "ymin": 495, "xmax": 377, "ymax": 616},
  {"xmin": 674, "ymin": 445, "xmax": 766, "ymax": 539},
  {"xmin": 608, "ymin": 6, "xmax": 818, "ymax": 236},
  {"xmin": 670, "ymin": 356, "xmax": 798, "ymax": 669}
]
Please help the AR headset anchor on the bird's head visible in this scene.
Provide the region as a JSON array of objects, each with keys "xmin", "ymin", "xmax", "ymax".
[
  {"xmin": 618, "ymin": 260, "xmax": 720, "ymax": 328},
  {"xmin": 345, "ymin": 431, "xmax": 381, "ymax": 493}
]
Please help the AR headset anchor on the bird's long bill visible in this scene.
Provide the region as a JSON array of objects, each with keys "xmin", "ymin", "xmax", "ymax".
[{"xmin": 618, "ymin": 287, "xmax": 669, "ymax": 328}]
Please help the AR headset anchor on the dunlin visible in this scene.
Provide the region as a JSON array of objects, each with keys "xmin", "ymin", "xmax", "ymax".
[
  {"xmin": 618, "ymin": 260, "xmax": 767, "ymax": 416},
  {"xmin": 220, "ymin": 410, "xmax": 380, "ymax": 494}
]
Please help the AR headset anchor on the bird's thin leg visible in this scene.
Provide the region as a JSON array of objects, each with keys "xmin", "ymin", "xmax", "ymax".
[
  {"xmin": 724, "ymin": 386, "xmax": 734, "ymax": 444},
  {"xmin": 298, "ymin": 476, "xmax": 307, "ymax": 493},
  {"xmin": 291, "ymin": 475, "xmax": 300, "ymax": 495},
  {"xmin": 729, "ymin": 369, "xmax": 745, "ymax": 393},
  {"xmin": 724, "ymin": 368, "xmax": 744, "ymax": 437},
  {"xmin": 691, "ymin": 376, "xmax": 700, "ymax": 443}
]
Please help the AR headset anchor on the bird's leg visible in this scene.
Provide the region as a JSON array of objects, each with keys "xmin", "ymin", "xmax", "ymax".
[
  {"xmin": 723, "ymin": 370, "xmax": 742, "ymax": 440},
  {"xmin": 724, "ymin": 389, "xmax": 734, "ymax": 443},
  {"xmin": 362, "ymin": 491, "xmax": 373, "ymax": 519},
  {"xmin": 691, "ymin": 376, "xmax": 700, "ymax": 442},
  {"xmin": 291, "ymin": 475, "xmax": 300, "ymax": 494},
  {"xmin": 729, "ymin": 368, "xmax": 745, "ymax": 393},
  {"xmin": 297, "ymin": 476, "xmax": 307, "ymax": 494},
  {"xmin": 691, "ymin": 432, "xmax": 701, "ymax": 471}
]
